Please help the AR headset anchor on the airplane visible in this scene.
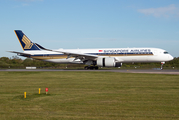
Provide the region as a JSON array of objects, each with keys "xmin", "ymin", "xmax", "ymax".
[{"xmin": 8, "ymin": 30, "xmax": 174, "ymax": 70}]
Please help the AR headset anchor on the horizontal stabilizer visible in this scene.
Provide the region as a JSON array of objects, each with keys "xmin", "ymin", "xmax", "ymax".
[{"xmin": 7, "ymin": 51, "xmax": 31, "ymax": 57}]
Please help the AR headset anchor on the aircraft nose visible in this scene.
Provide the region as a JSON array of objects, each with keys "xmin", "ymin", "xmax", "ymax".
[{"xmin": 169, "ymin": 55, "xmax": 174, "ymax": 61}]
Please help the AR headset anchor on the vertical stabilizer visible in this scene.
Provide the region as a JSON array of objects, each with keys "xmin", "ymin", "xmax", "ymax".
[{"xmin": 14, "ymin": 30, "xmax": 40, "ymax": 51}]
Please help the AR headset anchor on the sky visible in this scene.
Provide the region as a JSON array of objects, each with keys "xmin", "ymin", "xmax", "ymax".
[{"xmin": 0, "ymin": 0, "xmax": 179, "ymax": 58}]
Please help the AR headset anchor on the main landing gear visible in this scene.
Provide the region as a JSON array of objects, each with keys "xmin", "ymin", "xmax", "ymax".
[{"xmin": 84, "ymin": 66, "xmax": 99, "ymax": 70}]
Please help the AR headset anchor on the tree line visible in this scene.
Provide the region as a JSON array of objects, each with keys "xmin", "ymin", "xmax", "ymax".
[{"xmin": 0, "ymin": 56, "xmax": 179, "ymax": 69}]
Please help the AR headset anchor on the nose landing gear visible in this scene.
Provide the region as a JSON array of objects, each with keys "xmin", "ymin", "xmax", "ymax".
[{"xmin": 161, "ymin": 62, "xmax": 165, "ymax": 70}]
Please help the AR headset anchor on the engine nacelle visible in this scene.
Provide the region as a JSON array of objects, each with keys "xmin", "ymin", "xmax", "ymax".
[{"xmin": 97, "ymin": 57, "xmax": 122, "ymax": 67}]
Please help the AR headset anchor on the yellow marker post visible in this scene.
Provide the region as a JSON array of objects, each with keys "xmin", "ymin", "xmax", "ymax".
[
  {"xmin": 39, "ymin": 88, "xmax": 41, "ymax": 94},
  {"xmin": 24, "ymin": 92, "xmax": 26, "ymax": 98}
]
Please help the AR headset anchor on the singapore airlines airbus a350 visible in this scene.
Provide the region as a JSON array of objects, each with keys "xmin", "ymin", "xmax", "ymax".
[{"xmin": 9, "ymin": 30, "xmax": 173, "ymax": 69}]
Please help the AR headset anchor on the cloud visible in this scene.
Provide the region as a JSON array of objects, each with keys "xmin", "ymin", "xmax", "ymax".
[
  {"xmin": 138, "ymin": 4, "xmax": 178, "ymax": 18},
  {"xmin": 14, "ymin": 0, "xmax": 43, "ymax": 7},
  {"xmin": 15, "ymin": 0, "xmax": 43, "ymax": 2},
  {"xmin": 22, "ymin": 3, "xmax": 29, "ymax": 6}
]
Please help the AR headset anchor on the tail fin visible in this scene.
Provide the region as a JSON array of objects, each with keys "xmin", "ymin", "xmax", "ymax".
[{"xmin": 14, "ymin": 30, "xmax": 40, "ymax": 51}]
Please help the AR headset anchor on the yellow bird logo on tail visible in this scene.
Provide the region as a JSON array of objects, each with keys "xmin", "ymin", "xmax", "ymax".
[{"xmin": 22, "ymin": 35, "xmax": 33, "ymax": 49}]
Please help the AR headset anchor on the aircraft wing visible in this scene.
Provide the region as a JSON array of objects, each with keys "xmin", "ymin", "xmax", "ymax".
[
  {"xmin": 34, "ymin": 43, "xmax": 99, "ymax": 60},
  {"xmin": 48, "ymin": 49, "xmax": 98, "ymax": 60},
  {"xmin": 7, "ymin": 51, "xmax": 32, "ymax": 57},
  {"xmin": 58, "ymin": 50, "xmax": 98, "ymax": 60}
]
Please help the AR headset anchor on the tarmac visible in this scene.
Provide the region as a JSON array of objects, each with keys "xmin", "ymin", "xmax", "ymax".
[{"xmin": 0, "ymin": 69, "xmax": 179, "ymax": 75}]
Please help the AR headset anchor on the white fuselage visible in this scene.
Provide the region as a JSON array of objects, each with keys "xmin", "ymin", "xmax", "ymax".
[{"xmin": 24, "ymin": 48, "xmax": 173, "ymax": 64}]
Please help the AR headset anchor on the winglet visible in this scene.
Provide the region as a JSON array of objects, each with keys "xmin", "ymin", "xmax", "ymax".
[
  {"xmin": 35, "ymin": 43, "xmax": 50, "ymax": 51},
  {"xmin": 14, "ymin": 30, "xmax": 40, "ymax": 51}
]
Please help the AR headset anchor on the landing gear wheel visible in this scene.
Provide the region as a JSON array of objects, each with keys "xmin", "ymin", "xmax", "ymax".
[
  {"xmin": 84, "ymin": 66, "xmax": 88, "ymax": 69},
  {"xmin": 84, "ymin": 66, "xmax": 99, "ymax": 70},
  {"xmin": 95, "ymin": 66, "xmax": 99, "ymax": 70}
]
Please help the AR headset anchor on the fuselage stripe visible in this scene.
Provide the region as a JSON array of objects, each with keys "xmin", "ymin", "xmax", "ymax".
[{"xmin": 29, "ymin": 52, "xmax": 153, "ymax": 60}]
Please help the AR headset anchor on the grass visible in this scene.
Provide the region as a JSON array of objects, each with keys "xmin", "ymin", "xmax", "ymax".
[{"xmin": 0, "ymin": 71, "xmax": 179, "ymax": 120}]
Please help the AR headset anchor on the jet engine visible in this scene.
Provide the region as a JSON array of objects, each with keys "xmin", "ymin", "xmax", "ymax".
[{"xmin": 97, "ymin": 57, "xmax": 122, "ymax": 67}]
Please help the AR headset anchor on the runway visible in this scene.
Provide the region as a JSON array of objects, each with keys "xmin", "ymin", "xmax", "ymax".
[{"xmin": 0, "ymin": 69, "xmax": 179, "ymax": 75}]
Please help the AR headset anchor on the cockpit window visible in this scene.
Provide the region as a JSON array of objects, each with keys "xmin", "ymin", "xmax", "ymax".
[{"xmin": 164, "ymin": 51, "xmax": 169, "ymax": 54}]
